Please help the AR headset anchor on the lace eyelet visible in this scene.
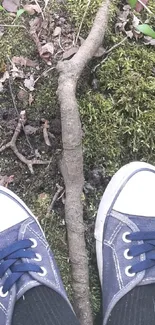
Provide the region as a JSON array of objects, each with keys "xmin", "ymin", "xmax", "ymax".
[
  {"xmin": 38, "ymin": 266, "xmax": 47, "ymax": 277},
  {"xmin": 122, "ymin": 232, "xmax": 131, "ymax": 243},
  {"xmin": 29, "ymin": 238, "xmax": 38, "ymax": 248},
  {"xmin": 34, "ymin": 253, "xmax": 42, "ymax": 262},
  {"xmin": 0, "ymin": 286, "xmax": 8, "ymax": 298},
  {"xmin": 125, "ymin": 266, "xmax": 135, "ymax": 277},
  {"xmin": 124, "ymin": 249, "xmax": 133, "ymax": 260}
]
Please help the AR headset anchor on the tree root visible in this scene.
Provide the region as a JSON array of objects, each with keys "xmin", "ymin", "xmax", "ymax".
[
  {"xmin": 56, "ymin": 1, "xmax": 111, "ymax": 324},
  {"xmin": 0, "ymin": 111, "xmax": 50, "ymax": 174}
]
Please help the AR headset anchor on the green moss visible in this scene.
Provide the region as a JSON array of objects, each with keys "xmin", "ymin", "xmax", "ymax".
[
  {"xmin": 80, "ymin": 42, "xmax": 155, "ymax": 175},
  {"xmin": 0, "ymin": 13, "xmax": 35, "ymax": 64},
  {"xmin": 66, "ymin": 0, "xmax": 101, "ymax": 30}
]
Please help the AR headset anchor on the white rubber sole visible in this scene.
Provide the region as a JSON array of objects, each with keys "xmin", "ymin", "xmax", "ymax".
[
  {"xmin": 94, "ymin": 161, "xmax": 155, "ymax": 284},
  {"xmin": 0, "ymin": 185, "xmax": 44, "ymax": 235}
]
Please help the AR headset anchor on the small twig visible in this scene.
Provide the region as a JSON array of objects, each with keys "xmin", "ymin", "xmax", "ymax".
[
  {"xmin": 34, "ymin": 0, "xmax": 44, "ymax": 20},
  {"xmin": 7, "ymin": 57, "xmax": 33, "ymax": 151},
  {"xmin": 137, "ymin": 0, "xmax": 153, "ymax": 14},
  {"xmin": 76, "ymin": 0, "xmax": 91, "ymax": 44},
  {"xmin": 0, "ymin": 24, "xmax": 26, "ymax": 29},
  {"xmin": 41, "ymin": 118, "xmax": 51, "ymax": 146},
  {"xmin": 0, "ymin": 111, "xmax": 50, "ymax": 174},
  {"xmin": 92, "ymin": 36, "xmax": 127, "ymax": 72},
  {"xmin": 34, "ymin": 67, "xmax": 55, "ymax": 84},
  {"xmin": 46, "ymin": 184, "xmax": 64, "ymax": 218},
  {"xmin": 58, "ymin": 34, "xmax": 65, "ymax": 51}
]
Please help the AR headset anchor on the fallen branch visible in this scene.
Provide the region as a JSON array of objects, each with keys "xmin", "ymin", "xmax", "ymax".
[
  {"xmin": 56, "ymin": 1, "xmax": 111, "ymax": 324},
  {"xmin": 0, "ymin": 111, "xmax": 50, "ymax": 174},
  {"xmin": 46, "ymin": 184, "xmax": 64, "ymax": 218}
]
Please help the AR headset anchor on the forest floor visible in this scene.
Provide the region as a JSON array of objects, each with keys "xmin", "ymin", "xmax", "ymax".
[{"xmin": 0, "ymin": 0, "xmax": 155, "ymax": 323}]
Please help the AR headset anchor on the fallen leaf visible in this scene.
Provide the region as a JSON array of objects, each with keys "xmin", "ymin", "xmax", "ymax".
[
  {"xmin": 0, "ymin": 71, "xmax": 9, "ymax": 92},
  {"xmin": 35, "ymin": 149, "xmax": 41, "ymax": 158},
  {"xmin": 132, "ymin": 14, "xmax": 140, "ymax": 28},
  {"xmin": 2, "ymin": 0, "xmax": 19, "ymax": 12},
  {"xmin": 135, "ymin": 0, "xmax": 149, "ymax": 12},
  {"xmin": 0, "ymin": 175, "xmax": 14, "ymax": 186},
  {"xmin": 144, "ymin": 36, "xmax": 155, "ymax": 45},
  {"xmin": 63, "ymin": 47, "xmax": 79, "ymax": 60},
  {"xmin": 53, "ymin": 26, "xmax": 61, "ymax": 37},
  {"xmin": 40, "ymin": 42, "xmax": 54, "ymax": 56},
  {"xmin": 12, "ymin": 56, "xmax": 38, "ymax": 68},
  {"xmin": 11, "ymin": 63, "xmax": 24, "ymax": 79},
  {"xmin": 17, "ymin": 89, "xmax": 28, "ymax": 102},
  {"xmin": 94, "ymin": 46, "xmax": 105, "ymax": 58},
  {"xmin": 24, "ymin": 75, "xmax": 35, "ymax": 91},
  {"xmin": 29, "ymin": 17, "xmax": 42, "ymax": 33},
  {"xmin": 126, "ymin": 30, "xmax": 134, "ymax": 38},
  {"xmin": 23, "ymin": 3, "xmax": 41, "ymax": 15},
  {"xmin": 24, "ymin": 125, "xmax": 38, "ymax": 135}
]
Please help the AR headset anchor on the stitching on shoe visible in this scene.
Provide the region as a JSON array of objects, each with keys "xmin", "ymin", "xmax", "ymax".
[
  {"xmin": 21, "ymin": 220, "xmax": 61, "ymax": 288},
  {"xmin": 104, "ymin": 240, "xmax": 123, "ymax": 288},
  {"xmin": 142, "ymin": 278, "xmax": 155, "ymax": 283},
  {"xmin": 17, "ymin": 281, "xmax": 39, "ymax": 298},
  {"xmin": 108, "ymin": 222, "xmax": 122, "ymax": 244},
  {"xmin": 0, "ymin": 302, "xmax": 7, "ymax": 315},
  {"xmin": 6, "ymin": 292, "xmax": 13, "ymax": 325},
  {"xmin": 21, "ymin": 219, "xmax": 47, "ymax": 247},
  {"xmin": 27, "ymin": 227, "xmax": 47, "ymax": 247}
]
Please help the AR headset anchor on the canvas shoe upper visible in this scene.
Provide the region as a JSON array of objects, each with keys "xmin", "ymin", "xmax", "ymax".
[
  {"xmin": 0, "ymin": 186, "xmax": 70, "ymax": 325},
  {"xmin": 95, "ymin": 162, "xmax": 155, "ymax": 325}
]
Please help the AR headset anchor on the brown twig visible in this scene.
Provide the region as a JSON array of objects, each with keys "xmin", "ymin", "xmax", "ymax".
[
  {"xmin": 57, "ymin": 1, "xmax": 111, "ymax": 324},
  {"xmin": 0, "ymin": 111, "xmax": 50, "ymax": 174},
  {"xmin": 7, "ymin": 57, "xmax": 33, "ymax": 151},
  {"xmin": 46, "ymin": 184, "xmax": 64, "ymax": 218},
  {"xmin": 41, "ymin": 118, "xmax": 51, "ymax": 146}
]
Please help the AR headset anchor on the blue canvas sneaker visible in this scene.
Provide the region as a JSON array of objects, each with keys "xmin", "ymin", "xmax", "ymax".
[
  {"xmin": 95, "ymin": 161, "xmax": 155, "ymax": 325},
  {"xmin": 0, "ymin": 185, "xmax": 70, "ymax": 325}
]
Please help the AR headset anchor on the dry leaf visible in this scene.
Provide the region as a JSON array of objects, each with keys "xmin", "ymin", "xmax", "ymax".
[
  {"xmin": 136, "ymin": 0, "xmax": 149, "ymax": 12},
  {"xmin": 126, "ymin": 30, "xmax": 134, "ymax": 38},
  {"xmin": 144, "ymin": 36, "xmax": 155, "ymax": 45},
  {"xmin": 24, "ymin": 125, "xmax": 38, "ymax": 135},
  {"xmin": 29, "ymin": 17, "xmax": 42, "ymax": 32},
  {"xmin": 63, "ymin": 47, "xmax": 79, "ymax": 60},
  {"xmin": 23, "ymin": 3, "xmax": 41, "ymax": 15},
  {"xmin": 11, "ymin": 63, "xmax": 24, "ymax": 79},
  {"xmin": 24, "ymin": 75, "xmax": 35, "ymax": 91},
  {"xmin": 53, "ymin": 26, "xmax": 61, "ymax": 37},
  {"xmin": 2, "ymin": 0, "xmax": 19, "ymax": 12},
  {"xmin": 0, "ymin": 175, "xmax": 14, "ymax": 186},
  {"xmin": 17, "ymin": 89, "xmax": 28, "ymax": 102},
  {"xmin": 40, "ymin": 42, "xmax": 54, "ymax": 56},
  {"xmin": 12, "ymin": 56, "xmax": 38, "ymax": 68},
  {"xmin": 0, "ymin": 71, "xmax": 9, "ymax": 92}
]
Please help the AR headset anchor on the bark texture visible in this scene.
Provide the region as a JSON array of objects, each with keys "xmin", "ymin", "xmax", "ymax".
[{"xmin": 57, "ymin": 1, "xmax": 111, "ymax": 324}]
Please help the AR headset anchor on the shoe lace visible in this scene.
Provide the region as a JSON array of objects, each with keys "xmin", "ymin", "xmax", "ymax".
[
  {"xmin": 0, "ymin": 239, "xmax": 42, "ymax": 294},
  {"xmin": 127, "ymin": 231, "xmax": 155, "ymax": 274}
]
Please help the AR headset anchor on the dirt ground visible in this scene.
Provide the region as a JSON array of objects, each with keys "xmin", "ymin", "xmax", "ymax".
[{"xmin": 0, "ymin": 0, "xmax": 155, "ymax": 323}]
